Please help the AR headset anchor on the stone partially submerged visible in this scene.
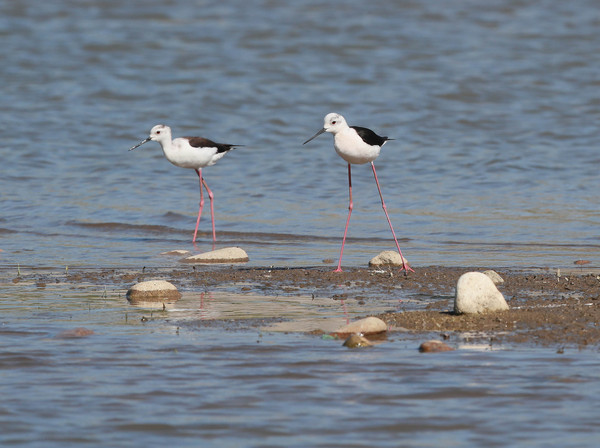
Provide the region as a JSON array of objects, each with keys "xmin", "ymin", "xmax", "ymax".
[
  {"xmin": 419, "ymin": 340, "xmax": 454, "ymax": 353},
  {"xmin": 126, "ymin": 280, "xmax": 181, "ymax": 303},
  {"xmin": 160, "ymin": 249, "xmax": 190, "ymax": 256},
  {"xmin": 343, "ymin": 334, "xmax": 374, "ymax": 348},
  {"xmin": 55, "ymin": 327, "xmax": 95, "ymax": 339},
  {"xmin": 454, "ymin": 272, "xmax": 509, "ymax": 314},
  {"xmin": 181, "ymin": 247, "xmax": 249, "ymax": 264}
]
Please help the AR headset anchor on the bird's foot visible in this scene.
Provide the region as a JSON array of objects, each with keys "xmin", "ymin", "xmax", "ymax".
[{"xmin": 401, "ymin": 264, "xmax": 415, "ymax": 275}]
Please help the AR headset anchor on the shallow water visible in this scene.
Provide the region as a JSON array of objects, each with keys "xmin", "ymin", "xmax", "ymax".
[
  {"xmin": 1, "ymin": 277, "xmax": 599, "ymax": 447},
  {"xmin": 2, "ymin": 1, "xmax": 600, "ymax": 446}
]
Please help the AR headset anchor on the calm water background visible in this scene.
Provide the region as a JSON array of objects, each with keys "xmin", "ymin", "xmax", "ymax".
[
  {"xmin": 1, "ymin": 0, "xmax": 600, "ymax": 446},
  {"xmin": 1, "ymin": 0, "xmax": 599, "ymax": 269}
]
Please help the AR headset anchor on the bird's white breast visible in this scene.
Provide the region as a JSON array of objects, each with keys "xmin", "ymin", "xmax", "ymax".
[
  {"xmin": 162, "ymin": 138, "xmax": 224, "ymax": 169},
  {"xmin": 333, "ymin": 129, "xmax": 381, "ymax": 165}
]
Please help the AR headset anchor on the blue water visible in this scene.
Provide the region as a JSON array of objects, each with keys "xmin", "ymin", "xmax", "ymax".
[
  {"xmin": 1, "ymin": 0, "xmax": 599, "ymax": 269},
  {"xmin": 1, "ymin": 0, "xmax": 600, "ymax": 446}
]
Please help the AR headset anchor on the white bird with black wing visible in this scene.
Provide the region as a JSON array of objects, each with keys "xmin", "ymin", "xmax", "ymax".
[
  {"xmin": 130, "ymin": 124, "xmax": 240, "ymax": 245},
  {"xmin": 304, "ymin": 113, "xmax": 412, "ymax": 273}
]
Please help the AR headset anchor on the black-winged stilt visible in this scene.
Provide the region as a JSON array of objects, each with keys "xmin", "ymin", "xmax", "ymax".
[
  {"xmin": 303, "ymin": 113, "xmax": 412, "ymax": 273},
  {"xmin": 130, "ymin": 124, "xmax": 240, "ymax": 246}
]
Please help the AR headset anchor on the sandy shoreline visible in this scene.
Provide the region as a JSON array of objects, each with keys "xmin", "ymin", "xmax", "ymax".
[{"xmin": 6, "ymin": 265, "xmax": 600, "ymax": 348}]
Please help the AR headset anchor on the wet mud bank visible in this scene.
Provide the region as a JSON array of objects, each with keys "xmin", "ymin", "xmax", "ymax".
[{"xmin": 9, "ymin": 265, "xmax": 600, "ymax": 348}]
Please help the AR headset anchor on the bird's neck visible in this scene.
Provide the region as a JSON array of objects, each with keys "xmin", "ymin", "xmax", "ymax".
[
  {"xmin": 333, "ymin": 126, "xmax": 351, "ymax": 137},
  {"xmin": 157, "ymin": 138, "xmax": 175, "ymax": 159}
]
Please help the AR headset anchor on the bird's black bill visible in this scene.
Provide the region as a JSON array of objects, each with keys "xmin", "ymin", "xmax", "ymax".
[
  {"xmin": 303, "ymin": 128, "xmax": 326, "ymax": 145},
  {"xmin": 129, "ymin": 137, "xmax": 151, "ymax": 151}
]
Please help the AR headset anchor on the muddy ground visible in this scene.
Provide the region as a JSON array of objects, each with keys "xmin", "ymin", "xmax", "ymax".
[{"xmin": 13, "ymin": 264, "xmax": 600, "ymax": 348}]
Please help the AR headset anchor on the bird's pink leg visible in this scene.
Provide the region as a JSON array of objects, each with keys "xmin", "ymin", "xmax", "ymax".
[
  {"xmin": 193, "ymin": 169, "xmax": 205, "ymax": 244},
  {"xmin": 335, "ymin": 163, "xmax": 353, "ymax": 272},
  {"xmin": 201, "ymin": 177, "xmax": 216, "ymax": 249},
  {"xmin": 371, "ymin": 162, "xmax": 414, "ymax": 273}
]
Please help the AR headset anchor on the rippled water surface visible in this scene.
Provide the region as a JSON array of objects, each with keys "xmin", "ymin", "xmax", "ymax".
[
  {"xmin": 1, "ymin": 0, "xmax": 600, "ymax": 446},
  {"xmin": 1, "ymin": 277, "xmax": 599, "ymax": 447},
  {"xmin": 2, "ymin": 0, "xmax": 599, "ymax": 269}
]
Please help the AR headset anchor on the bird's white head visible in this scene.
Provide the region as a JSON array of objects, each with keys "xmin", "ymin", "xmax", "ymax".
[
  {"xmin": 303, "ymin": 112, "xmax": 348, "ymax": 145},
  {"xmin": 129, "ymin": 124, "xmax": 172, "ymax": 151},
  {"xmin": 148, "ymin": 124, "xmax": 172, "ymax": 142},
  {"xmin": 322, "ymin": 113, "xmax": 347, "ymax": 134}
]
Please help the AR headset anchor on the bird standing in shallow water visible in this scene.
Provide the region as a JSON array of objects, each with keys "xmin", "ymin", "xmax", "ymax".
[
  {"xmin": 130, "ymin": 124, "xmax": 240, "ymax": 246},
  {"xmin": 304, "ymin": 113, "xmax": 413, "ymax": 273}
]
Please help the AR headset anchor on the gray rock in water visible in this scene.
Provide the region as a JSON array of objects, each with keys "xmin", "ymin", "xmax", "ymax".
[
  {"xmin": 454, "ymin": 272, "xmax": 509, "ymax": 314},
  {"xmin": 181, "ymin": 247, "xmax": 249, "ymax": 263},
  {"xmin": 336, "ymin": 316, "xmax": 387, "ymax": 335},
  {"xmin": 126, "ymin": 280, "xmax": 181, "ymax": 302},
  {"xmin": 482, "ymin": 270, "xmax": 504, "ymax": 285},
  {"xmin": 343, "ymin": 334, "xmax": 373, "ymax": 348},
  {"xmin": 368, "ymin": 250, "xmax": 409, "ymax": 267}
]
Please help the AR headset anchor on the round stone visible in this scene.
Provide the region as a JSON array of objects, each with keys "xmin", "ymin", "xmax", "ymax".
[
  {"xmin": 126, "ymin": 280, "xmax": 181, "ymax": 302},
  {"xmin": 454, "ymin": 272, "xmax": 509, "ymax": 314},
  {"xmin": 336, "ymin": 316, "xmax": 388, "ymax": 335},
  {"xmin": 343, "ymin": 334, "xmax": 374, "ymax": 348},
  {"xmin": 368, "ymin": 250, "xmax": 409, "ymax": 267}
]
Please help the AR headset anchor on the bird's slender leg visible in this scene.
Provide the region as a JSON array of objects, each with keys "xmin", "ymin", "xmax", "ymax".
[
  {"xmin": 335, "ymin": 163, "xmax": 353, "ymax": 272},
  {"xmin": 201, "ymin": 177, "xmax": 216, "ymax": 249},
  {"xmin": 193, "ymin": 169, "xmax": 205, "ymax": 244},
  {"xmin": 371, "ymin": 162, "xmax": 414, "ymax": 273}
]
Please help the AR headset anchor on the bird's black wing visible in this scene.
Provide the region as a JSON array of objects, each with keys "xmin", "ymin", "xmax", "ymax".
[
  {"xmin": 350, "ymin": 126, "xmax": 392, "ymax": 147},
  {"xmin": 186, "ymin": 137, "xmax": 240, "ymax": 154}
]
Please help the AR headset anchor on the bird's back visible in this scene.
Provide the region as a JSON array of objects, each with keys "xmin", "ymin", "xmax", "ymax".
[
  {"xmin": 350, "ymin": 126, "xmax": 390, "ymax": 147},
  {"xmin": 186, "ymin": 137, "xmax": 236, "ymax": 154},
  {"xmin": 333, "ymin": 126, "xmax": 387, "ymax": 165},
  {"xmin": 163, "ymin": 137, "xmax": 235, "ymax": 169}
]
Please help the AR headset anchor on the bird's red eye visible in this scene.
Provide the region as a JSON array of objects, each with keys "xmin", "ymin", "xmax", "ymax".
[
  {"xmin": 331, "ymin": 121, "xmax": 337, "ymax": 125},
  {"xmin": 156, "ymin": 131, "xmax": 161, "ymax": 134}
]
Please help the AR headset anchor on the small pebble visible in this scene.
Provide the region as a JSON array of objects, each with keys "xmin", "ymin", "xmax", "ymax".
[
  {"xmin": 56, "ymin": 328, "xmax": 95, "ymax": 339},
  {"xmin": 419, "ymin": 340, "xmax": 454, "ymax": 353},
  {"xmin": 482, "ymin": 270, "xmax": 504, "ymax": 285}
]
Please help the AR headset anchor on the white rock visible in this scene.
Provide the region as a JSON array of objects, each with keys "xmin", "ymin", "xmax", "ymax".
[
  {"xmin": 368, "ymin": 250, "xmax": 409, "ymax": 267},
  {"xmin": 181, "ymin": 247, "xmax": 249, "ymax": 263},
  {"xmin": 482, "ymin": 270, "xmax": 504, "ymax": 285},
  {"xmin": 454, "ymin": 272, "xmax": 509, "ymax": 314},
  {"xmin": 336, "ymin": 316, "xmax": 388, "ymax": 335},
  {"xmin": 126, "ymin": 280, "xmax": 181, "ymax": 302}
]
